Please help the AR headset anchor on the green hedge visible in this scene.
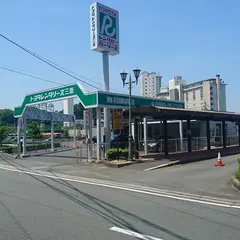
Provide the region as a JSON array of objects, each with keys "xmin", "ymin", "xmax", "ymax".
[
  {"xmin": 0, "ymin": 142, "xmax": 61, "ymax": 154},
  {"xmin": 26, "ymin": 142, "xmax": 61, "ymax": 151},
  {"xmin": 0, "ymin": 146, "xmax": 14, "ymax": 154},
  {"xmin": 235, "ymin": 158, "xmax": 240, "ymax": 181},
  {"xmin": 106, "ymin": 148, "xmax": 138, "ymax": 160}
]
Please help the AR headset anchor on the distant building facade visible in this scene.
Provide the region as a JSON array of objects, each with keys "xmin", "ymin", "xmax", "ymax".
[
  {"xmin": 140, "ymin": 71, "xmax": 162, "ymax": 98},
  {"xmin": 157, "ymin": 74, "xmax": 227, "ymax": 112},
  {"xmin": 140, "ymin": 72, "xmax": 236, "ymax": 140}
]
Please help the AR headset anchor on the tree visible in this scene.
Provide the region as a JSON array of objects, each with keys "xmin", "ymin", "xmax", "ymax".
[
  {"xmin": 74, "ymin": 103, "xmax": 84, "ymax": 119},
  {"xmin": 0, "ymin": 109, "xmax": 14, "ymax": 126},
  {"xmin": 55, "ymin": 122, "xmax": 63, "ymax": 132},
  {"xmin": 0, "ymin": 126, "xmax": 11, "ymax": 146},
  {"xmin": 27, "ymin": 121, "xmax": 42, "ymax": 142}
]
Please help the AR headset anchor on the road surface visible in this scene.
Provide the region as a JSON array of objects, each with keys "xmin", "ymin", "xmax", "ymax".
[{"xmin": 0, "ymin": 162, "xmax": 239, "ymax": 239}]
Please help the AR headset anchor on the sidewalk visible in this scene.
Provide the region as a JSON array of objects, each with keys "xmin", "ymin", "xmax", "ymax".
[
  {"xmin": 140, "ymin": 145, "xmax": 240, "ymax": 169},
  {"xmin": 42, "ymin": 153, "xmax": 240, "ymax": 200}
]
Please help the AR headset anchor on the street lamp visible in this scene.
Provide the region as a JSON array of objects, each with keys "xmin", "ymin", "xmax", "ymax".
[{"xmin": 120, "ymin": 68, "xmax": 141, "ymax": 160}]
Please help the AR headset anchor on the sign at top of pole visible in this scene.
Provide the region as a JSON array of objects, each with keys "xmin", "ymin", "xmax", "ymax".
[{"xmin": 90, "ymin": 2, "xmax": 119, "ymax": 56}]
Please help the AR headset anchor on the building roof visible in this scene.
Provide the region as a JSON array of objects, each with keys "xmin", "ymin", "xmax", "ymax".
[{"xmin": 123, "ymin": 106, "xmax": 240, "ymax": 122}]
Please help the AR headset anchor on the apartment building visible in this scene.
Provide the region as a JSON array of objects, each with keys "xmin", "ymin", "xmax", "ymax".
[
  {"xmin": 157, "ymin": 74, "xmax": 227, "ymax": 112},
  {"xmin": 140, "ymin": 71, "xmax": 162, "ymax": 98}
]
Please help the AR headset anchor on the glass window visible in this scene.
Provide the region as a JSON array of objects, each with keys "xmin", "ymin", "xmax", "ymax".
[{"xmin": 193, "ymin": 91, "xmax": 196, "ymax": 100}]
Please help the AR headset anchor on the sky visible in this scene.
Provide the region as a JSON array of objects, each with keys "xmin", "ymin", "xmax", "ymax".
[{"xmin": 0, "ymin": 0, "xmax": 239, "ymax": 111}]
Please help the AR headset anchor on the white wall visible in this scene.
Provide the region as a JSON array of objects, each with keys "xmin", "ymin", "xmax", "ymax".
[
  {"xmin": 184, "ymin": 86, "xmax": 202, "ymax": 110},
  {"xmin": 219, "ymin": 84, "xmax": 227, "ymax": 111},
  {"xmin": 63, "ymin": 98, "xmax": 74, "ymax": 127},
  {"xmin": 169, "ymin": 76, "xmax": 185, "ymax": 90},
  {"xmin": 140, "ymin": 71, "xmax": 161, "ymax": 97}
]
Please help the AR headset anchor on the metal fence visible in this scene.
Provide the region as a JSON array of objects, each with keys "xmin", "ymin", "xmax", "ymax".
[
  {"xmin": 138, "ymin": 136, "xmax": 239, "ymax": 154},
  {"xmin": 2, "ymin": 135, "xmax": 239, "ymax": 159}
]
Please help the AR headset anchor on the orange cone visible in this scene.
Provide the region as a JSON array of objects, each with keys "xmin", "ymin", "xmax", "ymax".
[{"xmin": 215, "ymin": 152, "xmax": 224, "ymax": 167}]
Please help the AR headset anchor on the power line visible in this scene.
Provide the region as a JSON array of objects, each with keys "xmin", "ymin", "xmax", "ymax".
[
  {"xmin": 0, "ymin": 33, "xmax": 125, "ymax": 94},
  {"xmin": 0, "ymin": 33, "xmax": 102, "ymax": 91},
  {"xmin": 0, "ymin": 65, "xmax": 127, "ymax": 96},
  {"xmin": 29, "ymin": 55, "xmax": 125, "ymax": 93},
  {"xmin": 0, "ymin": 66, "xmax": 66, "ymax": 86}
]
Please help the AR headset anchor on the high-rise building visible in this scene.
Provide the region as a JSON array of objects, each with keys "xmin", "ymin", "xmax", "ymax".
[
  {"xmin": 157, "ymin": 74, "xmax": 227, "ymax": 112},
  {"xmin": 157, "ymin": 74, "xmax": 235, "ymax": 138},
  {"xmin": 63, "ymin": 99, "xmax": 74, "ymax": 126},
  {"xmin": 140, "ymin": 71, "xmax": 162, "ymax": 98}
]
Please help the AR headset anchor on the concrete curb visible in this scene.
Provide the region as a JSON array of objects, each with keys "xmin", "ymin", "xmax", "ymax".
[
  {"xmin": 231, "ymin": 177, "xmax": 240, "ymax": 192},
  {"xmin": 103, "ymin": 160, "xmax": 143, "ymax": 168},
  {"xmin": 143, "ymin": 160, "xmax": 180, "ymax": 171},
  {"xmin": 103, "ymin": 161, "xmax": 133, "ymax": 168},
  {"xmin": 21, "ymin": 154, "xmax": 31, "ymax": 158}
]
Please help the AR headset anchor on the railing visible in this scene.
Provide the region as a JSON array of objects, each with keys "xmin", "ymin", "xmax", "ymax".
[
  {"xmin": 2, "ymin": 136, "xmax": 239, "ymax": 158},
  {"xmin": 226, "ymin": 136, "xmax": 238, "ymax": 146},
  {"xmin": 139, "ymin": 136, "xmax": 239, "ymax": 154}
]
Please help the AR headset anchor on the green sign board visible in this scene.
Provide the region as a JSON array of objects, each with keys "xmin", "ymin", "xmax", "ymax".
[
  {"xmin": 14, "ymin": 83, "xmax": 184, "ymax": 117},
  {"xmin": 90, "ymin": 2, "xmax": 119, "ymax": 55},
  {"xmin": 14, "ymin": 83, "xmax": 97, "ymax": 117},
  {"xmin": 99, "ymin": 12, "xmax": 117, "ymax": 39},
  {"xmin": 97, "ymin": 92, "xmax": 184, "ymax": 109}
]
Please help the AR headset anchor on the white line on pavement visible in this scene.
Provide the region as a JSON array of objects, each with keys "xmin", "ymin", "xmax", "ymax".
[
  {"xmin": 143, "ymin": 161, "xmax": 179, "ymax": 171},
  {"xmin": 0, "ymin": 165, "xmax": 239, "ymax": 210},
  {"xmin": 110, "ymin": 226, "xmax": 162, "ymax": 240}
]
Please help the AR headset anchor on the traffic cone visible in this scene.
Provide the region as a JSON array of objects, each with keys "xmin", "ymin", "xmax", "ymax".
[{"xmin": 215, "ymin": 152, "xmax": 224, "ymax": 167}]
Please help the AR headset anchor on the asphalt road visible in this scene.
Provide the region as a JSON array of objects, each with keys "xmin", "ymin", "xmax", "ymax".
[
  {"xmin": 24, "ymin": 152, "xmax": 240, "ymax": 200},
  {"xmin": 1, "ymin": 151, "xmax": 239, "ymax": 200},
  {"xmin": 0, "ymin": 165, "xmax": 240, "ymax": 240}
]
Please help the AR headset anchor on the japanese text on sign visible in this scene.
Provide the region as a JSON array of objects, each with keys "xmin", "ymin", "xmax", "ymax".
[
  {"xmin": 90, "ymin": 2, "xmax": 119, "ymax": 55},
  {"xmin": 113, "ymin": 109, "xmax": 123, "ymax": 130},
  {"xmin": 84, "ymin": 110, "xmax": 89, "ymax": 129},
  {"xmin": 30, "ymin": 87, "xmax": 74, "ymax": 103},
  {"xmin": 151, "ymin": 100, "xmax": 183, "ymax": 108},
  {"xmin": 19, "ymin": 118, "xmax": 24, "ymax": 132},
  {"xmin": 91, "ymin": 5, "xmax": 96, "ymax": 47},
  {"xmin": 106, "ymin": 96, "xmax": 135, "ymax": 106}
]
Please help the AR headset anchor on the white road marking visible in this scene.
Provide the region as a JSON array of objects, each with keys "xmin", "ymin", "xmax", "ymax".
[
  {"xmin": 143, "ymin": 161, "xmax": 179, "ymax": 171},
  {"xmin": 0, "ymin": 164, "xmax": 239, "ymax": 209},
  {"xmin": 110, "ymin": 226, "xmax": 162, "ymax": 240}
]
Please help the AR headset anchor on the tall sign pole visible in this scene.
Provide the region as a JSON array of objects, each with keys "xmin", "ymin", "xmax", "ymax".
[{"xmin": 90, "ymin": 2, "xmax": 119, "ymax": 154}]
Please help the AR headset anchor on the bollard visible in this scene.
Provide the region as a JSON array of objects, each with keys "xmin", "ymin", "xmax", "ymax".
[
  {"xmin": 76, "ymin": 151, "xmax": 79, "ymax": 163},
  {"xmin": 86, "ymin": 143, "xmax": 89, "ymax": 162},
  {"xmin": 80, "ymin": 145, "xmax": 83, "ymax": 163}
]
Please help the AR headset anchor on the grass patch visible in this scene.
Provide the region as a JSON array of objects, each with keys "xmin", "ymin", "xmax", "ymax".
[{"xmin": 234, "ymin": 158, "xmax": 240, "ymax": 181}]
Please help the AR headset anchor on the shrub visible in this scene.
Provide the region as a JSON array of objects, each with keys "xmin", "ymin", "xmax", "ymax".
[
  {"xmin": 0, "ymin": 146, "xmax": 13, "ymax": 154},
  {"xmin": 234, "ymin": 158, "xmax": 240, "ymax": 181},
  {"xmin": 106, "ymin": 148, "xmax": 120, "ymax": 160},
  {"xmin": 106, "ymin": 148, "xmax": 138, "ymax": 160}
]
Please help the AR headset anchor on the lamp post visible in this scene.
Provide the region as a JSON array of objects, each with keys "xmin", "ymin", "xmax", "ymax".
[{"xmin": 120, "ymin": 68, "xmax": 141, "ymax": 160}]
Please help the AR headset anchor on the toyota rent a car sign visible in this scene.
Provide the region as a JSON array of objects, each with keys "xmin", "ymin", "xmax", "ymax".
[{"xmin": 90, "ymin": 2, "xmax": 119, "ymax": 55}]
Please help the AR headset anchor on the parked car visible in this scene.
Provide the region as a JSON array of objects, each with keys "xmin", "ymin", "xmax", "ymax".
[
  {"xmin": 110, "ymin": 134, "xmax": 133, "ymax": 149},
  {"xmin": 2, "ymin": 136, "xmax": 16, "ymax": 144},
  {"xmin": 91, "ymin": 134, "xmax": 133, "ymax": 149},
  {"xmin": 146, "ymin": 135, "xmax": 174, "ymax": 153},
  {"xmin": 92, "ymin": 136, "xmax": 97, "ymax": 144}
]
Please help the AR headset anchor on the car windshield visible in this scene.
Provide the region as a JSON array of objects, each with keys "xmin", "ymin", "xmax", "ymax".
[{"xmin": 111, "ymin": 135, "xmax": 118, "ymax": 140}]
